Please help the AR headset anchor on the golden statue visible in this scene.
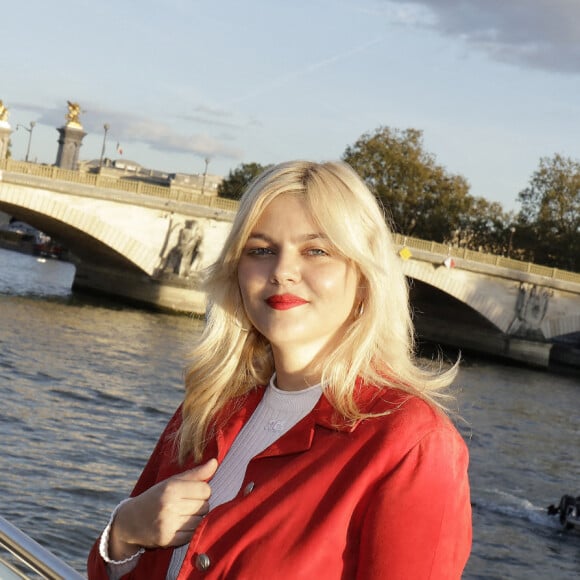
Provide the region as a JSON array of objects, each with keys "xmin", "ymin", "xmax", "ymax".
[
  {"xmin": 66, "ymin": 101, "xmax": 82, "ymax": 126},
  {"xmin": 0, "ymin": 100, "xmax": 8, "ymax": 122}
]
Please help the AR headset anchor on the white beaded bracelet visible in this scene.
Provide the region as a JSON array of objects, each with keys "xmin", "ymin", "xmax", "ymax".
[{"xmin": 99, "ymin": 498, "xmax": 146, "ymax": 565}]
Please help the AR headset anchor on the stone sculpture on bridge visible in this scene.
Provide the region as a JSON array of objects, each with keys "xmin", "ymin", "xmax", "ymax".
[
  {"xmin": 507, "ymin": 282, "xmax": 552, "ymax": 338},
  {"xmin": 159, "ymin": 219, "xmax": 204, "ymax": 279}
]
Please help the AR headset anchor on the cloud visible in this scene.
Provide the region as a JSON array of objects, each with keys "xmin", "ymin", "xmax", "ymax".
[
  {"xmin": 177, "ymin": 112, "xmax": 242, "ymax": 131},
  {"xmin": 386, "ymin": 0, "xmax": 580, "ymax": 74},
  {"xmin": 13, "ymin": 101, "xmax": 243, "ymax": 161},
  {"xmin": 126, "ymin": 117, "xmax": 243, "ymax": 159},
  {"xmin": 193, "ymin": 105, "xmax": 233, "ymax": 118}
]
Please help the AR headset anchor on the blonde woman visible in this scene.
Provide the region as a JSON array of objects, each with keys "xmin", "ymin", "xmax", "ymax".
[{"xmin": 88, "ymin": 161, "xmax": 471, "ymax": 579}]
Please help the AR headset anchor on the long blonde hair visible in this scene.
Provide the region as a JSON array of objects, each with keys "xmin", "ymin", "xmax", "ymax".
[{"xmin": 178, "ymin": 160, "xmax": 457, "ymax": 463}]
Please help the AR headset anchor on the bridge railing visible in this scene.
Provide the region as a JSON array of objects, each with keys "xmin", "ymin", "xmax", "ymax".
[
  {"xmin": 2, "ymin": 159, "xmax": 579, "ymax": 286},
  {"xmin": 0, "ymin": 158, "xmax": 239, "ymax": 213},
  {"xmin": 394, "ymin": 234, "xmax": 580, "ymax": 285}
]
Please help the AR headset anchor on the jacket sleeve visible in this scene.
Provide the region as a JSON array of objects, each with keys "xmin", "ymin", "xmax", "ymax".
[
  {"xmin": 86, "ymin": 406, "xmax": 184, "ymax": 580},
  {"xmin": 356, "ymin": 426, "xmax": 472, "ymax": 580}
]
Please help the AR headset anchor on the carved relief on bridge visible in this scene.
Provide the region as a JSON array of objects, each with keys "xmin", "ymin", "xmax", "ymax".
[
  {"xmin": 507, "ymin": 282, "xmax": 552, "ymax": 339},
  {"xmin": 155, "ymin": 216, "xmax": 207, "ymax": 281}
]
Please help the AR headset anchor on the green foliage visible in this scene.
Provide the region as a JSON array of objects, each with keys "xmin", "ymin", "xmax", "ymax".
[
  {"xmin": 343, "ymin": 126, "xmax": 471, "ymax": 241},
  {"xmin": 516, "ymin": 154, "xmax": 580, "ymax": 271},
  {"xmin": 454, "ymin": 197, "xmax": 514, "ymax": 255},
  {"xmin": 218, "ymin": 162, "xmax": 271, "ymax": 200}
]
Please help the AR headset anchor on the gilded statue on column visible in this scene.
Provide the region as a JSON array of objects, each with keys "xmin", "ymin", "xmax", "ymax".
[
  {"xmin": 65, "ymin": 101, "xmax": 82, "ymax": 127},
  {"xmin": 0, "ymin": 100, "xmax": 8, "ymax": 123}
]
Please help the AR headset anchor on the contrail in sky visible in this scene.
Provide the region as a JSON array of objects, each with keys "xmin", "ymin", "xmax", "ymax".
[{"xmin": 225, "ymin": 37, "xmax": 383, "ymax": 106}]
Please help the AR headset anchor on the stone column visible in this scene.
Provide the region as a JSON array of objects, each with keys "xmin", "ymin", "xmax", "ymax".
[
  {"xmin": 55, "ymin": 124, "xmax": 86, "ymax": 170},
  {"xmin": 55, "ymin": 102, "xmax": 86, "ymax": 170}
]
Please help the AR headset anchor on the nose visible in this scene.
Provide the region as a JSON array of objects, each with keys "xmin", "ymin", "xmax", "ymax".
[{"xmin": 270, "ymin": 250, "xmax": 300, "ymax": 285}]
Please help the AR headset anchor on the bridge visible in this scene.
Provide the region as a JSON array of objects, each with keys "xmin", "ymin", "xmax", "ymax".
[
  {"xmin": 0, "ymin": 159, "xmax": 238, "ymax": 313},
  {"xmin": 396, "ymin": 239, "xmax": 580, "ymax": 369},
  {"xmin": 1, "ymin": 159, "xmax": 579, "ymax": 370}
]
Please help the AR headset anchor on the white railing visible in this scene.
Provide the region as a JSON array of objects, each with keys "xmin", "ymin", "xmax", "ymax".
[{"xmin": 0, "ymin": 514, "xmax": 84, "ymax": 579}]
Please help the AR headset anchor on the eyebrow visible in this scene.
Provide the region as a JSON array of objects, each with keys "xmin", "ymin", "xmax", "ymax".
[{"xmin": 246, "ymin": 232, "xmax": 328, "ymax": 243}]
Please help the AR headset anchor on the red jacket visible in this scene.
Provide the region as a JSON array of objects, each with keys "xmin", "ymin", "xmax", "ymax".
[{"xmin": 88, "ymin": 383, "xmax": 471, "ymax": 579}]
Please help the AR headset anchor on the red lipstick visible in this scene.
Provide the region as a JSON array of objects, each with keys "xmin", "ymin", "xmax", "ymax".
[{"xmin": 266, "ymin": 294, "xmax": 308, "ymax": 310}]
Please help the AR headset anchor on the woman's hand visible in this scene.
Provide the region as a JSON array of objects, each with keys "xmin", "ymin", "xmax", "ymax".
[{"xmin": 108, "ymin": 458, "xmax": 218, "ymax": 560}]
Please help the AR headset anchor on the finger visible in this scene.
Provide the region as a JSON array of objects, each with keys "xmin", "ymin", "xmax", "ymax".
[
  {"xmin": 171, "ymin": 495, "xmax": 211, "ymax": 517},
  {"xmin": 196, "ymin": 500, "xmax": 210, "ymax": 516},
  {"xmin": 193, "ymin": 458, "xmax": 219, "ymax": 481},
  {"xmin": 177, "ymin": 458, "xmax": 219, "ymax": 483},
  {"xmin": 168, "ymin": 522, "xmax": 203, "ymax": 548},
  {"xmin": 165, "ymin": 512, "xmax": 208, "ymax": 548},
  {"xmin": 179, "ymin": 514, "xmax": 206, "ymax": 533}
]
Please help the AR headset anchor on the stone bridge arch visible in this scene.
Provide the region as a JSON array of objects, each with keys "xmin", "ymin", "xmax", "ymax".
[
  {"xmin": 0, "ymin": 176, "xmax": 237, "ymax": 312},
  {"xmin": 402, "ymin": 259, "xmax": 511, "ymax": 333},
  {"xmin": 0, "ymin": 183, "xmax": 161, "ymax": 275},
  {"xmin": 401, "ymin": 257, "xmax": 580, "ymax": 340}
]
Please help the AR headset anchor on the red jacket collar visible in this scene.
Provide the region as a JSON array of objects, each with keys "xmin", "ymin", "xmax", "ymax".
[{"xmin": 202, "ymin": 380, "xmax": 390, "ymax": 463}]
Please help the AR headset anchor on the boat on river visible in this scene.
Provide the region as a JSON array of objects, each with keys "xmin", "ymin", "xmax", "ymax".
[{"xmin": 547, "ymin": 495, "xmax": 580, "ymax": 530}]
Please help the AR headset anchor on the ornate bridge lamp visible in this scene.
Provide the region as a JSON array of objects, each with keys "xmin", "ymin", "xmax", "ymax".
[
  {"xmin": 508, "ymin": 226, "xmax": 516, "ymax": 258},
  {"xmin": 99, "ymin": 123, "xmax": 110, "ymax": 167},
  {"xmin": 201, "ymin": 157, "xmax": 209, "ymax": 195},
  {"xmin": 16, "ymin": 121, "xmax": 36, "ymax": 162}
]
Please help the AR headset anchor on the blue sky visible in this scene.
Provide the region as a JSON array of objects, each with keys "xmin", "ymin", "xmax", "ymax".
[{"xmin": 2, "ymin": 0, "xmax": 580, "ymax": 211}]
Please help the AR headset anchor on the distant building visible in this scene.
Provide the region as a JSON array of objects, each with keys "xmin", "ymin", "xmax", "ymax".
[{"xmin": 77, "ymin": 158, "xmax": 222, "ymax": 196}]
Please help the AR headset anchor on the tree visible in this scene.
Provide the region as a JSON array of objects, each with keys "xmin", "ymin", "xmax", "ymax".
[
  {"xmin": 342, "ymin": 126, "xmax": 471, "ymax": 241},
  {"xmin": 218, "ymin": 162, "xmax": 271, "ymax": 200},
  {"xmin": 516, "ymin": 154, "xmax": 580, "ymax": 271},
  {"xmin": 454, "ymin": 197, "xmax": 514, "ymax": 255}
]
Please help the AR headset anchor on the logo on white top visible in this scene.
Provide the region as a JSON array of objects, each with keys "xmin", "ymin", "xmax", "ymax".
[{"xmin": 265, "ymin": 420, "xmax": 285, "ymax": 432}]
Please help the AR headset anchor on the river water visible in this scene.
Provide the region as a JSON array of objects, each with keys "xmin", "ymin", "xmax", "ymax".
[{"xmin": 0, "ymin": 247, "xmax": 579, "ymax": 579}]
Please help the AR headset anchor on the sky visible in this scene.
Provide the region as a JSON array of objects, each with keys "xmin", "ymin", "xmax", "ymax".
[{"xmin": 2, "ymin": 0, "xmax": 580, "ymax": 212}]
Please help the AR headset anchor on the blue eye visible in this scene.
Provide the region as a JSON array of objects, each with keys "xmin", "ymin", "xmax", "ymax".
[
  {"xmin": 247, "ymin": 247, "xmax": 274, "ymax": 256},
  {"xmin": 306, "ymin": 248, "xmax": 329, "ymax": 256}
]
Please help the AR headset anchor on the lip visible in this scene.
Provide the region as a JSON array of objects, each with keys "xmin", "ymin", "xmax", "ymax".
[{"xmin": 265, "ymin": 294, "xmax": 308, "ymax": 310}]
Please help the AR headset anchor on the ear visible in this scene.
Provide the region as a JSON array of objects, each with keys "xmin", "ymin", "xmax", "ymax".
[
  {"xmin": 355, "ymin": 271, "xmax": 369, "ymax": 304},
  {"xmin": 354, "ymin": 272, "xmax": 368, "ymax": 319}
]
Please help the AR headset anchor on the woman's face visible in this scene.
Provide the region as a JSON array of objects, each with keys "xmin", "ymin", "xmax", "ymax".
[{"xmin": 237, "ymin": 193, "xmax": 359, "ymax": 366}]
